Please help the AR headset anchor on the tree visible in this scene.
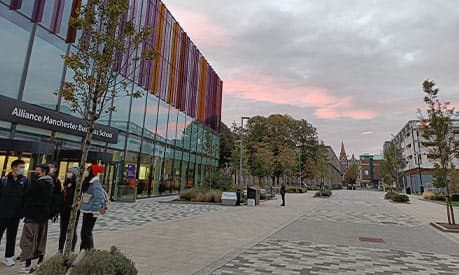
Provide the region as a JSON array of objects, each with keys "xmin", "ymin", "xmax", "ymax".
[
  {"xmin": 381, "ymin": 142, "xmax": 406, "ymax": 191},
  {"xmin": 249, "ymin": 143, "xmax": 274, "ymax": 185},
  {"xmin": 203, "ymin": 131, "xmax": 219, "ymax": 188},
  {"xmin": 419, "ymin": 80, "xmax": 459, "ymax": 225},
  {"xmin": 450, "ymin": 169, "xmax": 459, "ymax": 193},
  {"xmin": 230, "ymin": 122, "xmax": 249, "ymax": 184},
  {"xmin": 315, "ymin": 143, "xmax": 329, "ymax": 189},
  {"xmin": 219, "ymin": 122, "xmax": 234, "ymax": 168},
  {"xmin": 61, "ymin": 0, "xmax": 156, "ymax": 258},
  {"xmin": 303, "ymin": 158, "xmax": 317, "ymax": 182},
  {"xmin": 344, "ymin": 163, "xmax": 359, "ymax": 188}
]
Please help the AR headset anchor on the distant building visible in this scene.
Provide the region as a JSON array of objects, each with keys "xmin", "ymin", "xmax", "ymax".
[
  {"xmin": 325, "ymin": 146, "xmax": 342, "ymax": 188},
  {"xmin": 339, "ymin": 142, "xmax": 348, "ymax": 178},
  {"xmin": 392, "ymin": 120, "xmax": 459, "ymax": 193},
  {"xmin": 359, "ymin": 154, "xmax": 384, "ymax": 189}
]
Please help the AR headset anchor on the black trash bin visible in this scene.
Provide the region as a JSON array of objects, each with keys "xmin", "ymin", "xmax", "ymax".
[
  {"xmin": 420, "ymin": 186, "xmax": 424, "ymax": 193},
  {"xmin": 247, "ymin": 187, "xmax": 260, "ymax": 205},
  {"xmin": 406, "ymin": 187, "xmax": 411, "ymax": 195},
  {"xmin": 236, "ymin": 189, "xmax": 241, "ymax": 206}
]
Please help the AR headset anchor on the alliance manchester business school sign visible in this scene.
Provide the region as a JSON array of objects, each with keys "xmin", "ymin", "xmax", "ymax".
[{"xmin": 0, "ymin": 95, "xmax": 118, "ymax": 143}]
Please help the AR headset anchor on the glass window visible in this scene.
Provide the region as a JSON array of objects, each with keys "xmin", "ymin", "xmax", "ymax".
[
  {"xmin": 127, "ymin": 136, "xmax": 141, "ymax": 152},
  {"xmin": 167, "ymin": 107, "xmax": 179, "ymax": 145},
  {"xmin": 144, "ymin": 93, "xmax": 159, "ymax": 139},
  {"xmin": 108, "ymin": 133, "xmax": 126, "ymax": 150},
  {"xmin": 156, "ymin": 100, "xmax": 170, "ymax": 141},
  {"xmin": 175, "ymin": 112, "xmax": 187, "ymax": 148},
  {"xmin": 130, "ymin": 86, "xmax": 147, "ymax": 136},
  {"xmin": 111, "ymin": 94, "xmax": 132, "ymax": 132},
  {"xmin": 23, "ymin": 26, "xmax": 66, "ymax": 109},
  {"xmin": 0, "ymin": 6, "xmax": 32, "ymax": 98},
  {"xmin": 183, "ymin": 116, "xmax": 193, "ymax": 151}
]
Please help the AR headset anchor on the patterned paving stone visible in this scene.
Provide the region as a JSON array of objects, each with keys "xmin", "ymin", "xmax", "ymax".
[
  {"xmin": 212, "ymin": 240, "xmax": 459, "ymax": 275},
  {"xmin": 1, "ymin": 198, "xmax": 223, "ymax": 251},
  {"xmin": 301, "ymin": 195, "xmax": 420, "ymax": 227}
]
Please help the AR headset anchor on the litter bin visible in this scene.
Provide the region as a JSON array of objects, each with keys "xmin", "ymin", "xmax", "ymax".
[
  {"xmin": 406, "ymin": 187, "xmax": 411, "ymax": 195},
  {"xmin": 236, "ymin": 189, "xmax": 241, "ymax": 206},
  {"xmin": 420, "ymin": 186, "xmax": 424, "ymax": 193},
  {"xmin": 247, "ymin": 187, "xmax": 260, "ymax": 206}
]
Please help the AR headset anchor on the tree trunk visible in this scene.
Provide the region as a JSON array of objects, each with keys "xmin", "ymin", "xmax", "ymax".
[
  {"xmin": 445, "ymin": 176, "xmax": 455, "ymax": 225},
  {"xmin": 63, "ymin": 120, "xmax": 95, "ymax": 259}
]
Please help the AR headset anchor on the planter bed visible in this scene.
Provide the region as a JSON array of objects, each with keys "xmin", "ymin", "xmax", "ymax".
[{"xmin": 430, "ymin": 221, "xmax": 459, "ymax": 233}]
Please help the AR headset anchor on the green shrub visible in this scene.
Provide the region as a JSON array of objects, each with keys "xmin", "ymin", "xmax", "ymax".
[
  {"xmin": 72, "ymin": 246, "xmax": 137, "ymax": 275},
  {"xmin": 384, "ymin": 192, "xmax": 397, "ymax": 200},
  {"xmin": 180, "ymin": 189, "xmax": 197, "ymax": 201},
  {"xmin": 451, "ymin": 193, "xmax": 459, "ymax": 201},
  {"xmin": 37, "ymin": 247, "xmax": 136, "ymax": 275},
  {"xmin": 331, "ymin": 184, "xmax": 343, "ymax": 190},
  {"xmin": 287, "ymin": 186, "xmax": 307, "ymax": 193},
  {"xmin": 202, "ymin": 170, "xmax": 232, "ymax": 190},
  {"xmin": 260, "ymin": 192, "xmax": 266, "ymax": 200},
  {"xmin": 182, "ymin": 189, "xmax": 222, "ymax": 203},
  {"xmin": 210, "ymin": 190, "xmax": 222, "ymax": 203},
  {"xmin": 392, "ymin": 194, "xmax": 409, "ymax": 203},
  {"xmin": 36, "ymin": 254, "xmax": 77, "ymax": 275},
  {"xmin": 314, "ymin": 189, "xmax": 332, "ymax": 197}
]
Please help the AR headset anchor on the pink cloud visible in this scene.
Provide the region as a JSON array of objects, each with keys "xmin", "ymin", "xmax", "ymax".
[
  {"xmin": 361, "ymin": 131, "xmax": 374, "ymax": 135},
  {"xmin": 170, "ymin": 9, "xmax": 231, "ymax": 48},
  {"xmin": 225, "ymin": 72, "xmax": 376, "ymax": 120}
]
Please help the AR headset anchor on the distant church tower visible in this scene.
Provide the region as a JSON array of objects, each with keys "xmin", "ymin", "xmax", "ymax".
[{"xmin": 339, "ymin": 142, "xmax": 348, "ymax": 178}]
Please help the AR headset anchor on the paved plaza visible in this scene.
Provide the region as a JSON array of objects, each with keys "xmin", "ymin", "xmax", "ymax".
[
  {"xmin": 1, "ymin": 190, "xmax": 459, "ymax": 274},
  {"xmin": 1, "ymin": 196, "xmax": 223, "ymax": 250},
  {"xmin": 212, "ymin": 191, "xmax": 459, "ymax": 275}
]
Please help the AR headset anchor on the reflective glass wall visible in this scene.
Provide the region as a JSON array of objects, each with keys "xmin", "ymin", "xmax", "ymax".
[{"xmin": 0, "ymin": 0, "xmax": 222, "ymax": 198}]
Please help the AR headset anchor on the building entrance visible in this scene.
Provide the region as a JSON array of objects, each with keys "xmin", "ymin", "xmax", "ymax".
[
  {"xmin": 0, "ymin": 139, "xmax": 55, "ymax": 177},
  {"xmin": 58, "ymin": 149, "xmax": 118, "ymax": 199}
]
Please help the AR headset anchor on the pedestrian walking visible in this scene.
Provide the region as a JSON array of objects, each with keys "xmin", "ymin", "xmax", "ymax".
[
  {"xmin": 80, "ymin": 164, "xmax": 107, "ymax": 251},
  {"xmin": 19, "ymin": 164, "xmax": 53, "ymax": 273},
  {"xmin": 0, "ymin": 160, "xmax": 28, "ymax": 267},
  {"xmin": 58, "ymin": 167, "xmax": 80, "ymax": 253},
  {"xmin": 280, "ymin": 182, "xmax": 286, "ymax": 206}
]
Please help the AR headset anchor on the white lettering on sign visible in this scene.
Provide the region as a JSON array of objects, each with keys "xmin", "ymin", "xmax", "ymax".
[
  {"xmin": 11, "ymin": 107, "xmax": 43, "ymax": 122},
  {"xmin": 6, "ymin": 104, "xmax": 117, "ymax": 142}
]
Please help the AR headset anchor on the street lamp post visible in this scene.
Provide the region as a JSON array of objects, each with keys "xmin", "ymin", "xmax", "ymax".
[
  {"xmin": 239, "ymin": 116, "xmax": 250, "ymax": 185},
  {"xmin": 295, "ymin": 145, "xmax": 302, "ymax": 189},
  {"xmin": 417, "ymin": 153, "xmax": 424, "ymax": 193}
]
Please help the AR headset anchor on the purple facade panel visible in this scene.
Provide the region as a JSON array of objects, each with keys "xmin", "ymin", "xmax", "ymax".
[
  {"xmin": 9, "ymin": 0, "xmax": 22, "ymax": 10},
  {"xmin": 50, "ymin": 0, "xmax": 65, "ymax": 33},
  {"xmin": 31, "ymin": 0, "xmax": 45, "ymax": 23}
]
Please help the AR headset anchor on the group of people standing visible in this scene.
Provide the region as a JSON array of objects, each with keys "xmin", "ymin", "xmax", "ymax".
[{"xmin": 0, "ymin": 160, "xmax": 108, "ymax": 273}]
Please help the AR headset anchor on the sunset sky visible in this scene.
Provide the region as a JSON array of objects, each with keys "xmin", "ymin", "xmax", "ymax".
[{"xmin": 163, "ymin": 0, "xmax": 459, "ymax": 157}]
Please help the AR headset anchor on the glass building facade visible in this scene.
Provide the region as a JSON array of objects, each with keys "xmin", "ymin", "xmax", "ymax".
[{"xmin": 0, "ymin": 0, "xmax": 223, "ymax": 199}]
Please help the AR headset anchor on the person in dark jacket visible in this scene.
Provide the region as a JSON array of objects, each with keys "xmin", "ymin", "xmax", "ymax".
[
  {"xmin": 47, "ymin": 161, "xmax": 64, "ymax": 222},
  {"xmin": 0, "ymin": 159, "xmax": 28, "ymax": 267},
  {"xmin": 58, "ymin": 167, "xmax": 80, "ymax": 253},
  {"xmin": 280, "ymin": 182, "xmax": 286, "ymax": 206},
  {"xmin": 19, "ymin": 165, "xmax": 53, "ymax": 273}
]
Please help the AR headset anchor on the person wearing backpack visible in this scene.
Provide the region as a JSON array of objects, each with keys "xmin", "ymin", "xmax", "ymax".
[
  {"xmin": 58, "ymin": 167, "xmax": 80, "ymax": 254},
  {"xmin": 80, "ymin": 164, "xmax": 107, "ymax": 251},
  {"xmin": 0, "ymin": 159, "xmax": 28, "ymax": 267}
]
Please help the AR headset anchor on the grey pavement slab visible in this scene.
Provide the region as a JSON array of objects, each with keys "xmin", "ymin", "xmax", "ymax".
[
  {"xmin": 213, "ymin": 190, "xmax": 459, "ymax": 275},
  {"xmin": 0, "ymin": 193, "xmax": 319, "ymax": 275}
]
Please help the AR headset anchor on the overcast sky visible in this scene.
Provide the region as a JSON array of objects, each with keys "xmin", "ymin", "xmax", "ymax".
[{"xmin": 163, "ymin": 0, "xmax": 459, "ymax": 157}]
